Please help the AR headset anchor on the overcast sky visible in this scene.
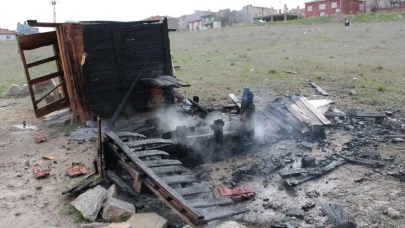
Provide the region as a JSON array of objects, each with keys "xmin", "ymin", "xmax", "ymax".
[{"xmin": 1, "ymin": 0, "xmax": 306, "ymax": 31}]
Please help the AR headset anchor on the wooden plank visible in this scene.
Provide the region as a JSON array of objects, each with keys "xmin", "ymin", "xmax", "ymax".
[
  {"xmin": 30, "ymin": 71, "xmax": 63, "ymax": 84},
  {"xmin": 26, "ymin": 56, "xmax": 58, "ymax": 68},
  {"xmin": 307, "ymin": 80, "xmax": 328, "ymax": 96},
  {"xmin": 291, "ymin": 95, "xmax": 323, "ymax": 126},
  {"xmin": 27, "ymin": 20, "xmax": 65, "ymax": 27},
  {"xmin": 112, "ymin": 28, "xmax": 125, "ymax": 85},
  {"xmin": 297, "ymin": 96, "xmax": 331, "ymax": 125},
  {"xmin": 36, "ymin": 98, "xmax": 70, "ymax": 118},
  {"xmin": 356, "ymin": 112, "xmax": 386, "ymax": 118},
  {"xmin": 18, "ymin": 31, "xmax": 57, "ymax": 50},
  {"xmin": 162, "ymin": 18, "xmax": 172, "ymax": 75},
  {"xmin": 229, "ymin": 94, "xmax": 241, "ymax": 108},
  {"xmin": 267, "ymin": 102, "xmax": 308, "ymax": 134}
]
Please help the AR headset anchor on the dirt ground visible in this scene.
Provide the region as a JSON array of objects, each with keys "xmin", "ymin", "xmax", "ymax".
[
  {"xmin": 1, "ymin": 20, "xmax": 405, "ymax": 228},
  {"xmin": 0, "ymin": 97, "xmax": 95, "ymax": 228}
]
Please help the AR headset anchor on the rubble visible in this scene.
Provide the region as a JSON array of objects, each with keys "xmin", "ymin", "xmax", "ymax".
[
  {"xmin": 70, "ymin": 128, "xmax": 97, "ymax": 142},
  {"xmin": 80, "ymin": 222, "xmax": 131, "ymax": 228},
  {"xmin": 33, "ymin": 167, "xmax": 49, "ymax": 179},
  {"xmin": 71, "ymin": 185, "xmax": 107, "ymax": 221},
  {"xmin": 285, "ymin": 208, "xmax": 305, "ymax": 218},
  {"xmin": 102, "ymin": 197, "xmax": 136, "ymax": 221},
  {"xmin": 67, "ymin": 163, "xmax": 89, "ymax": 177},
  {"xmin": 126, "ymin": 213, "xmax": 167, "ymax": 228},
  {"xmin": 322, "ymin": 203, "xmax": 356, "ymax": 228},
  {"xmin": 213, "ymin": 186, "xmax": 254, "ymax": 201}
]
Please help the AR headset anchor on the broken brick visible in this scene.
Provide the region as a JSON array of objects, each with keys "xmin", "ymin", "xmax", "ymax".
[
  {"xmin": 33, "ymin": 168, "xmax": 49, "ymax": 179},
  {"xmin": 213, "ymin": 186, "xmax": 254, "ymax": 202},
  {"xmin": 34, "ymin": 135, "xmax": 47, "ymax": 143}
]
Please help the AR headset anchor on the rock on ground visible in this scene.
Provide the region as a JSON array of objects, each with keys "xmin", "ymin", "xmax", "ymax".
[
  {"xmin": 22, "ymin": 84, "xmax": 29, "ymax": 94},
  {"xmin": 102, "ymin": 197, "xmax": 135, "ymax": 221},
  {"xmin": 183, "ymin": 221, "xmax": 246, "ymax": 228},
  {"xmin": 81, "ymin": 222, "xmax": 131, "ymax": 228},
  {"xmin": 70, "ymin": 128, "xmax": 97, "ymax": 142},
  {"xmin": 107, "ymin": 184, "xmax": 118, "ymax": 199},
  {"xmin": 7, "ymin": 84, "xmax": 22, "ymax": 96},
  {"xmin": 71, "ymin": 185, "xmax": 107, "ymax": 222},
  {"xmin": 127, "ymin": 213, "xmax": 167, "ymax": 228},
  {"xmin": 388, "ymin": 207, "xmax": 400, "ymax": 218}
]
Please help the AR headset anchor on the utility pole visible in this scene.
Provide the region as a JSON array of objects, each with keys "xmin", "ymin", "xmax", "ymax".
[{"xmin": 50, "ymin": 0, "xmax": 58, "ymax": 23}]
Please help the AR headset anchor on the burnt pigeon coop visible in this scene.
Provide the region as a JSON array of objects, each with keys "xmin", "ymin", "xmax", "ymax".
[{"xmin": 18, "ymin": 18, "xmax": 184, "ymax": 123}]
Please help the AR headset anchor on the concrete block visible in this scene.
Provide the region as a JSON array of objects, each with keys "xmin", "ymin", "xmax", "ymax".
[
  {"xmin": 127, "ymin": 213, "xmax": 167, "ymax": 228},
  {"xmin": 71, "ymin": 185, "xmax": 107, "ymax": 222},
  {"xmin": 6, "ymin": 84, "xmax": 22, "ymax": 96},
  {"xmin": 102, "ymin": 197, "xmax": 135, "ymax": 222}
]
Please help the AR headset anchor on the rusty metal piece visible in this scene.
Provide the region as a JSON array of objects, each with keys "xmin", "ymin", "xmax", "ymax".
[
  {"xmin": 33, "ymin": 167, "xmax": 49, "ymax": 179},
  {"xmin": 34, "ymin": 135, "xmax": 47, "ymax": 143},
  {"xmin": 213, "ymin": 186, "xmax": 254, "ymax": 202}
]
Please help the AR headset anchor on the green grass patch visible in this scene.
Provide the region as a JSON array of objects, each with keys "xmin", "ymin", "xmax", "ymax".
[
  {"xmin": 268, "ymin": 69, "xmax": 277, "ymax": 74},
  {"xmin": 377, "ymin": 85, "xmax": 386, "ymax": 92},
  {"xmin": 61, "ymin": 204, "xmax": 86, "ymax": 224}
]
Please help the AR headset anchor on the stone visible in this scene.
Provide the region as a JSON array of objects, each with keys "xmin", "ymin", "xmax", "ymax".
[
  {"xmin": 387, "ymin": 207, "xmax": 400, "ymax": 218},
  {"xmin": 127, "ymin": 213, "xmax": 167, "ymax": 228},
  {"xmin": 22, "ymin": 84, "xmax": 29, "ymax": 94},
  {"xmin": 43, "ymin": 108, "xmax": 72, "ymax": 128},
  {"xmin": 6, "ymin": 84, "xmax": 22, "ymax": 96},
  {"xmin": 71, "ymin": 185, "xmax": 107, "ymax": 222},
  {"xmin": 80, "ymin": 222, "xmax": 131, "ymax": 228},
  {"xmin": 70, "ymin": 128, "xmax": 97, "ymax": 142},
  {"xmin": 107, "ymin": 184, "xmax": 118, "ymax": 198},
  {"xmin": 86, "ymin": 120, "xmax": 97, "ymax": 128},
  {"xmin": 214, "ymin": 221, "xmax": 247, "ymax": 228},
  {"xmin": 102, "ymin": 197, "xmax": 135, "ymax": 221}
]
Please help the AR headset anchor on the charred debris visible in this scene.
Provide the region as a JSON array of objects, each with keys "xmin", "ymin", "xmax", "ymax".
[{"xmin": 20, "ymin": 19, "xmax": 405, "ymax": 227}]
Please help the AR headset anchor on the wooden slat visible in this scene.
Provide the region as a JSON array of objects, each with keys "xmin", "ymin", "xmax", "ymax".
[
  {"xmin": 26, "ymin": 56, "xmax": 58, "ymax": 68},
  {"xmin": 30, "ymin": 71, "xmax": 63, "ymax": 85},
  {"xmin": 35, "ymin": 98, "xmax": 70, "ymax": 118},
  {"xmin": 27, "ymin": 20, "xmax": 65, "ymax": 27},
  {"xmin": 297, "ymin": 96, "xmax": 331, "ymax": 125},
  {"xmin": 267, "ymin": 103, "xmax": 308, "ymax": 134},
  {"xmin": 291, "ymin": 95, "xmax": 323, "ymax": 126},
  {"xmin": 17, "ymin": 31, "xmax": 57, "ymax": 50}
]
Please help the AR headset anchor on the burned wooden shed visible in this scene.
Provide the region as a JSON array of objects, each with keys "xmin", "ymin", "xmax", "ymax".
[{"xmin": 18, "ymin": 18, "xmax": 184, "ymax": 123}]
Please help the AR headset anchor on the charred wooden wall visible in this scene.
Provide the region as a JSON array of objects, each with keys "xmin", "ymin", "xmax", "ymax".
[{"xmin": 80, "ymin": 19, "xmax": 172, "ymax": 118}]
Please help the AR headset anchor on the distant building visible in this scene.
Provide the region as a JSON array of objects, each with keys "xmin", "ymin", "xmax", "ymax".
[
  {"xmin": 201, "ymin": 13, "xmax": 221, "ymax": 29},
  {"xmin": 305, "ymin": 0, "xmax": 366, "ymax": 17},
  {"xmin": 237, "ymin": 5, "xmax": 278, "ymax": 25},
  {"xmin": 0, "ymin": 28, "xmax": 16, "ymax": 40},
  {"xmin": 188, "ymin": 19, "xmax": 202, "ymax": 31},
  {"xmin": 177, "ymin": 15, "xmax": 188, "ymax": 31},
  {"xmin": 17, "ymin": 22, "xmax": 39, "ymax": 35},
  {"xmin": 144, "ymin": 16, "xmax": 178, "ymax": 30}
]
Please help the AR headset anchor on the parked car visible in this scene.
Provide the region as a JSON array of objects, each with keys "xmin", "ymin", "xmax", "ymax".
[{"xmin": 253, "ymin": 20, "xmax": 265, "ymax": 25}]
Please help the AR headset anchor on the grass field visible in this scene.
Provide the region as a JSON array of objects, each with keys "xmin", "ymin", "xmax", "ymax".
[
  {"xmin": 170, "ymin": 17, "xmax": 405, "ymax": 111},
  {"xmin": 1, "ymin": 13, "xmax": 405, "ymax": 112}
]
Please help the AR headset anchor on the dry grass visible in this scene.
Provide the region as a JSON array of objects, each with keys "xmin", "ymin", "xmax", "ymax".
[
  {"xmin": 0, "ymin": 41, "xmax": 56, "ymax": 95},
  {"xmin": 170, "ymin": 21, "xmax": 405, "ymax": 111}
]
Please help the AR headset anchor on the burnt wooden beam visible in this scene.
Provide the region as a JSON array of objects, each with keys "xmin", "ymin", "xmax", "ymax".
[
  {"xmin": 104, "ymin": 131, "xmax": 205, "ymax": 225},
  {"xmin": 109, "ymin": 63, "xmax": 147, "ymax": 127}
]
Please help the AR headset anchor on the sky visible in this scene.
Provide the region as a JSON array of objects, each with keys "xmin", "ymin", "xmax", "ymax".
[{"xmin": 0, "ymin": 0, "xmax": 306, "ymax": 31}]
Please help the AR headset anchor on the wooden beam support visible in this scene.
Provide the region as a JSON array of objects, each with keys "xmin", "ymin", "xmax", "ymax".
[
  {"xmin": 30, "ymin": 71, "xmax": 63, "ymax": 85},
  {"xmin": 34, "ymin": 82, "xmax": 64, "ymax": 105},
  {"xmin": 26, "ymin": 56, "xmax": 58, "ymax": 68}
]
